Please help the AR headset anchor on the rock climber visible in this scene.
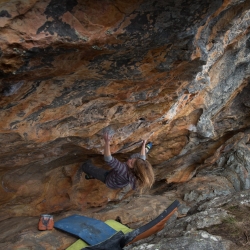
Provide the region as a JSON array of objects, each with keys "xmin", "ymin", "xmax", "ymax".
[{"xmin": 77, "ymin": 132, "xmax": 155, "ymax": 194}]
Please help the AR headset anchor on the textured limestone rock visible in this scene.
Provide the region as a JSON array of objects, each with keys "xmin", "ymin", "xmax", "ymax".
[
  {"xmin": 198, "ymin": 188, "xmax": 250, "ymax": 212},
  {"xmin": 125, "ymin": 189, "xmax": 250, "ymax": 250},
  {"xmin": 179, "ymin": 175, "xmax": 234, "ymax": 204},
  {"xmin": 126, "ymin": 231, "xmax": 235, "ymax": 250},
  {"xmin": 0, "ymin": 216, "xmax": 76, "ymax": 250},
  {"xmin": 163, "ymin": 207, "xmax": 230, "ymax": 237},
  {"xmin": 195, "ymin": 131, "xmax": 250, "ymax": 194}
]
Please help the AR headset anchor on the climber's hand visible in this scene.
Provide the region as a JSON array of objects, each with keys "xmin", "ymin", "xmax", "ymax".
[
  {"xmin": 141, "ymin": 132, "xmax": 154, "ymax": 145},
  {"xmin": 103, "ymin": 132, "xmax": 112, "ymax": 143}
]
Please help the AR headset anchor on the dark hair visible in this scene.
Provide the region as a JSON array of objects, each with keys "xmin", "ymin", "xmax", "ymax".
[{"xmin": 131, "ymin": 158, "xmax": 155, "ymax": 194}]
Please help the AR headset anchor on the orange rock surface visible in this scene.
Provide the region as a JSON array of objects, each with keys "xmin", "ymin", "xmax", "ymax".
[{"xmin": 0, "ymin": 0, "xmax": 250, "ymax": 229}]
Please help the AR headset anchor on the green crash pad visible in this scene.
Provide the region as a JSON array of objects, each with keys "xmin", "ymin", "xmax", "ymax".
[
  {"xmin": 66, "ymin": 239, "xmax": 89, "ymax": 250},
  {"xmin": 66, "ymin": 220, "xmax": 133, "ymax": 250}
]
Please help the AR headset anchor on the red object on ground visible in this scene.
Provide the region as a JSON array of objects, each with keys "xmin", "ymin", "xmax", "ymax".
[{"xmin": 38, "ymin": 214, "xmax": 54, "ymax": 230}]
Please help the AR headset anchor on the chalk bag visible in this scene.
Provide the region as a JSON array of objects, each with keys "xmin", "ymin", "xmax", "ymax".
[{"xmin": 38, "ymin": 214, "xmax": 54, "ymax": 230}]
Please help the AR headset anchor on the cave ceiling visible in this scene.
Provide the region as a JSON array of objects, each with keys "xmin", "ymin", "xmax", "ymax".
[{"xmin": 0, "ymin": 0, "xmax": 250, "ymax": 219}]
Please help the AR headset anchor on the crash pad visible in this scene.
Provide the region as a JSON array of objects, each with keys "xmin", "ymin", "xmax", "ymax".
[
  {"xmin": 84, "ymin": 231, "xmax": 125, "ymax": 250},
  {"xmin": 66, "ymin": 219, "xmax": 133, "ymax": 250},
  {"xmin": 59, "ymin": 200, "xmax": 180, "ymax": 250},
  {"xmin": 104, "ymin": 220, "xmax": 133, "ymax": 234},
  {"xmin": 66, "ymin": 239, "xmax": 89, "ymax": 250},
  {"xmin": 54, "ymin": 215, "xmax": 117, "ymax": 246},
  {"xmin": 124, "ymin": 199, "xmax": 180, "ymax": 245}
]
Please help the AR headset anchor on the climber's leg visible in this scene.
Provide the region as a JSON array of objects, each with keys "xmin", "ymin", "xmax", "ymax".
[{"xmin": 80, "ymin": 160, "xmax": 109, "ymax": 183}]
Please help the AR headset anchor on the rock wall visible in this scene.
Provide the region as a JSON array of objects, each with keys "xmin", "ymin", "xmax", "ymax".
[{"xmin": 0, "ymin": 1, "xmax": 250, "ymax": 247}]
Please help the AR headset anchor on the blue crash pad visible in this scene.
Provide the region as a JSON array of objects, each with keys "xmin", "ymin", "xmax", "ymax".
[{"xmin": 54, "ymin": 215, "xmax": 117, "ymax": 245}]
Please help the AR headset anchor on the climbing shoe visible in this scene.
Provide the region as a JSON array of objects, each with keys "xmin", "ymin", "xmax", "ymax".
[
  {"xmin": 85, "ymin": 174, "xmax": 95, "ymax": 180},
  {"xmin": 145, "ymin": 142, "xmax": 153, "ymax": 153}
]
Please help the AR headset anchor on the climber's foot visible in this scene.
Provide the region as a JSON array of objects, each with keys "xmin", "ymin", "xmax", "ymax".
[
  {"xmin": 74, "ymin": 160, "xmax": 92, "ymax": 182},
  {"xmin": 145, "ymin": 142, "xmax": 153, "ymax": 153},
  {"xmin": 85, "ymin": 174, "xmax": 95, "ymax": 180}
]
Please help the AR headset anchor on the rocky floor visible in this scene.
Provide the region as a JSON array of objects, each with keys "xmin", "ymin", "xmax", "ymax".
[{"xmin": 1, "ymin": 189, "xmax": 250, "ymax": 250}]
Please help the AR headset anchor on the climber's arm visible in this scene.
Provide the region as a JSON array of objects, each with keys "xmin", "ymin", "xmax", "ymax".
[
  {"xmin": 103, "ymin": 132, "xmax": 112, "ymax": 161},
  {"xmin": 140, "ymin": 139, "xmax": 147, "ymax": 157}
]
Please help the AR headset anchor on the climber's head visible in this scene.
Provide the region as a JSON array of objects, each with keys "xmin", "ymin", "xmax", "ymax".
[{"xmin": 129, "ymin": 158, "xmax": 155, "ymax": 194}]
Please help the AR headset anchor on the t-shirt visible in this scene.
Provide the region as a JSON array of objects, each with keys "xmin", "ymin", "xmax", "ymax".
[{"xmin": 104, "ymin": 156, "xmax": 137, "ymax": 190}]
